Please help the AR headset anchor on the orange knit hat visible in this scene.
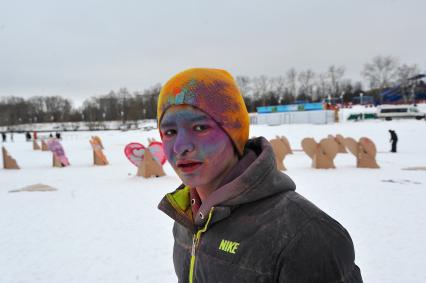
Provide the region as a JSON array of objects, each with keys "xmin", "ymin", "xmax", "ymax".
[{"xmin": 157, "ymin": 68, "xmax": 249, "ymax": 156}]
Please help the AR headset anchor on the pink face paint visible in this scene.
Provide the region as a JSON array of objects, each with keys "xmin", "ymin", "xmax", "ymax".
[{"xmin": 160, "ymin": 105, "xmax": 238, "ymax": 194}]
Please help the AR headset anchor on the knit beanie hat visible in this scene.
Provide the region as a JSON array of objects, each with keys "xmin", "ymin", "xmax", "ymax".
[{"xmin": 157, "ymin": 68, "xmax": 249, "ymax": 156}]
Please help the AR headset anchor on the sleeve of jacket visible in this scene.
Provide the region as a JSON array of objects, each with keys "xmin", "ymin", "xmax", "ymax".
[{"xmin": 275, "ymin": 217, "xmax": 363, "ymax": 283}]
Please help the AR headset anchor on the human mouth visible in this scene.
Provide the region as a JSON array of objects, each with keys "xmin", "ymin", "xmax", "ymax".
[{"xmin": 176, "ymin": 160, "xmax": 203, "ymax": 173}]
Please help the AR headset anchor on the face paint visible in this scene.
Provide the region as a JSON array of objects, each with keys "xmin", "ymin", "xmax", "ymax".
[{"xmin": 160, "ymin": 105, "xmax": 238, "ymax": 198}]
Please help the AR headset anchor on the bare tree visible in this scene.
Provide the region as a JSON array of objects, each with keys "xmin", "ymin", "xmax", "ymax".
[
  {"xmin": 252, "ymin": 76, "xmax": 270, "ymax": 105},
  {"xmin": 362, "ymin": 55, "xmax": 399, "ymax": 90},
  {"xmin": 236, "ymin": 76, "xmax": 252, "ymax": 97},
  {"xmin": 270, "ymin": 76, "xmax": 286, "ymax": 103},
  {"xmin": 395, "ymin": 63, "xmax": 420, "ymax": 84},
  {"xmin": 285, "ymin": 68, "xmax": 297, "ymax": 100},
  {"xmin": 327, "ymin": 65, "xmax": 346, "ymax": 97},
  {"xmin": 316, "ymin": 72, "xmax": 330, "ymax": 100},
  {"xmin": 297, "ymin": 69, "xmax": 316, "ymax": 101}
]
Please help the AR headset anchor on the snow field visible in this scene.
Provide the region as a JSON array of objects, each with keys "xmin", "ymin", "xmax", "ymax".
[{"xmin": 1, "ymin": 119, "xmax": 425, "ymax": 282}]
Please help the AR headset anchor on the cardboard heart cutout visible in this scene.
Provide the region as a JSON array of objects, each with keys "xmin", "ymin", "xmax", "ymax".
[
  {"xmin": 320, "ymin": 138, "xmax": 339, "ymax": 159},
  {"xmin": 47, "ymin": 139, "xmax": 70, "ymax": 167},
  {"xmin": 301, "ymin": 138, "xmax": 316, "ymax": 159},
  {"xmin": 301, "ymin": 137, "xmax": 337, "ymax": 169},
  {"xmin": 124, "ymin": 143, "xmax": 145, "ymax": 167},
  {"xmin": 269, "ymin": 138, "xmax": 291, "ymax": 171},
  {"xmin": 344, "ymin": 137, "xmax": 359, "ymax": 156},
  {"xmin": 148, "ymin": 141, "xmax": 167, "ymax": 165},
  {"xmin": 124, "ymin": 141, "xmax": 166, "ymax": 167},
  {"xmin": 359, "ymin": 137, "xmax": 377, "ymax": 157}
]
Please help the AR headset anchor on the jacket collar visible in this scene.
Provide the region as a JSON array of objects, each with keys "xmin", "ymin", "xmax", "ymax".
[{"xmin": 158, "ymin": 137, "xmax": 296, "ymax": 230}]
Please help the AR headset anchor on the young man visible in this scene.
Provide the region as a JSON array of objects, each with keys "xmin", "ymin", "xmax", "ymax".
[{"xmin": 157, "ymin": 68, "xmax": 362, "ymax": 282}]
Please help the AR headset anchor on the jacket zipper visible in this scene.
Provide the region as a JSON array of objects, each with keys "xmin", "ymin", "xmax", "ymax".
[{"xmin": 189, "ymin": 208, "xmax": 214, "ymax": 283}]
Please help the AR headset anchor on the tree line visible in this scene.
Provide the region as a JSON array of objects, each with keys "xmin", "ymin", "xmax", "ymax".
[{"xmin": 0, "ymin": 55, "xmax": 423, "ymax": 127}]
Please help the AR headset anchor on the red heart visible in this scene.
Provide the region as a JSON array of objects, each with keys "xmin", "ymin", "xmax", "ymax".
[{"xmin": 124, "ymin": 142, "xmax": 166, "ymax": 167}]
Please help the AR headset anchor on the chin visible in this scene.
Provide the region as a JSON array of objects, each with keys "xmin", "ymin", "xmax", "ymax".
[{"xmin": 179, "ymin": 175, "xmax": 205, "ymax": 188}]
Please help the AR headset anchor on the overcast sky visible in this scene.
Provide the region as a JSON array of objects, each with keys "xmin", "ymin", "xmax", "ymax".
[{"xmin": 1, "ymin": 0, "xmax": 425, "ymax": 106}]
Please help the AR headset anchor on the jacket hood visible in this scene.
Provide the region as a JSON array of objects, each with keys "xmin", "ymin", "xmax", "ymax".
[{"xmin": 158, "ymin": 136, "xmax": 296, "ymax": 230}]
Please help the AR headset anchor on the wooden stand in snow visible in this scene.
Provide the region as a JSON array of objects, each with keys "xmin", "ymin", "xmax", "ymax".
[
  {"xmin": 269, "ymin": 137, "xmax": 292, "ymax": 171},
  {"xmin": 275, "ymin": 135, "xmax": 293, "ymax": 154},
  {"xmin": 33, "ymin": 140, "xmax": 41, "ymax": 150},
  {"xmin": 137, "ymin": 148, "xmax": 165, "ymax": 178},
  {"xmin": 344, "ymin": 137, "xmax": 380, "ymax": 169},
  {"xmin": 90, "ymin": 136, "xmax": 108, "ymax": 166},
  {"xmin": 2, "ymin": 146, "xmax": 20, "ymax": 169},
  {"xmin": 301, "ymin": 137, "xmax": 338, "ymax": 169},
  {"xmin": 41, "ymin": 139, "xmax": 49, "ymax": 151},
  {"xmin": 327, "ymin": 134, "xmax": 347, "ymax": 153}
]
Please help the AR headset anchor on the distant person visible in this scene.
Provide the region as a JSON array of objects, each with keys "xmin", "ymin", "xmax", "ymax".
[
  {"xmin": 157, "ymin": 68, "xmax": 362, "ymax": 282},
  {"xmin": 33, "ymin": 131, "xmax": 38, "ymax": 140},
  {"xmin": 1, "ymin": 132, "xmax": 6, "ymax": 142},
  {"xmin": 25, "ymin": 131, "xmax": 31, "ymax": 141},
  {"xmin": 55, "ymin": 132, "xmax": 61, "ymax": 139},
  {"xmin": 389, "ymin": 129, "xmax": 398, "ymax": 153},
  {"xmin": 49, "ymin": 133, "xmax": 53, "ymax": 138},
  {"xmin": 10, "ymin": 132, "xmax": 14, "ymax": 142}
]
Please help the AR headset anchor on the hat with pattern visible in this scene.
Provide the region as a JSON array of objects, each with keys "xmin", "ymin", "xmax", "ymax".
[{"xmin": 157, "ymin": 68, "xmax": 249, "ymax": 156}]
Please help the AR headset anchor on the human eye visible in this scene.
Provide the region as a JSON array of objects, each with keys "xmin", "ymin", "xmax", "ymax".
[
  {"xmin": 193, "ymin": 124, "xmax": 210, "ymax": 132},
  {"xmin": 162, "ymin": 129, "xmax": 177, "ymax": 137}
]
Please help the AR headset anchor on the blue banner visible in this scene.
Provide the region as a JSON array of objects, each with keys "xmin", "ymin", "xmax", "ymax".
[{"xmin": 257, "ymin": 103, "xmax": 323, "ymax": 113}]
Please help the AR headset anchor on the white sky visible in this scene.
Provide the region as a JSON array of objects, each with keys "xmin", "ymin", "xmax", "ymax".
[{"xmin": 1, "ymin": 0, "xmax": 425, "ymax": 106}]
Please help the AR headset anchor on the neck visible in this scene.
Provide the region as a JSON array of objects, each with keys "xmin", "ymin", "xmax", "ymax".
[{"xmin": 195, "ymin": 155, "xmax": 239, "ymax": 201}]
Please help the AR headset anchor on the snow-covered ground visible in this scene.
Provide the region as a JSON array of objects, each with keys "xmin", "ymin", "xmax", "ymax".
[{"xmin": 1, "ymin": 119, "xmax": 425, "ymax": 283}]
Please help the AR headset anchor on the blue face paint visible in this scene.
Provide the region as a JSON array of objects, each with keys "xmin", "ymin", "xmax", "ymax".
[{"xmin": 160, "ymin": 105, "xmax": 238, "ymax": 197}]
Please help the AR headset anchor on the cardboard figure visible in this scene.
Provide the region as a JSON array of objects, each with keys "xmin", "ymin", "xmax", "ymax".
[
  {"xmin": 328, "ymin": 134, "xmax": 347, "ymax": 153},
  {"xmin": 33, "ymin": 140, "xmax": 41, "ymax": 150},
  {"xmin": 92, "ymin": 136, "xmax": 104, "ymax": 149},
  {"xmin": 52, "ymin": 155, "xmax": 62, "ymax": 167},
  {"xmin": 137, "ymin": 147, "xmax": 165, "ymax": 178},
  {"xmin": 2, "ymin": 146, "xmax": 20, "ymax": 169},
  {"xmin": 41, "ymin": 139, "xmax": 49, "ymax": 151},
  {"xmin": 344, "ymin": 137, "xmax": 380, "ymax": 168},
  {"xmin": 269, "ymin": 138, "xmax": 292, "ymax": 171},
  {"xmin": 301, "ymin": 137, "xmax": 339, "ymax": 169},
  {"xmin": 275, "ymin": 135, "xmax": 293, "ymax": 154},
  {"xmin": 47, "ymin": 139, "xmax": 70, "ymax": 168},
  {"xmin": 90, "ymin": 137, "xmax": 108, "ymax": 166},
  {"xmin": 125, "ymin": 141, "xmax": 166, "ymax": 178}
]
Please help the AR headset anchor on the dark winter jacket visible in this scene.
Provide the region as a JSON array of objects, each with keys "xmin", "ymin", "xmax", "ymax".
[
  {"xmin": 389, "ymin": 130, "xmax": 398, "ymax": 142},
  {"xmin": 158, "ymin": 137, "xmax": 362, "ymax": 283}
]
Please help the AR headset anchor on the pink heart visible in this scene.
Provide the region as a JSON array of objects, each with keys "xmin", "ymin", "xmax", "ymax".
[
  {"xmin": 148, "ymin": 141, "xmax": 167, "ymax": 165},
  {"xmin": 124, "ymin": 142, "xmax": 166, "ymax": 167}
]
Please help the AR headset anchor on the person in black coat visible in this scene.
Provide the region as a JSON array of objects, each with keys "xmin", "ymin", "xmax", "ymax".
[{"xmin": 389, "ymin": 130, "xmax": 398, "ymax": 153}]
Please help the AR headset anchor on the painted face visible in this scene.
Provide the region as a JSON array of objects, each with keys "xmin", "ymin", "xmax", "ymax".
[{"xmin": 160, "ymin": 105, "xmax": 238, "ymax": 193}]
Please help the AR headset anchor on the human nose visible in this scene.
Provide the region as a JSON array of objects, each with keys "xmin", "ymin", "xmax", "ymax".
[{"xmin": 173, "ymin": 130, "xmax": 195, "ymax": 156}]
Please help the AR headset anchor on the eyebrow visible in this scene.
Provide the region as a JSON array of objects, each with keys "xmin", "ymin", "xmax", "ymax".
[
  {"xmin": 188, "ymin": 115, "xmax": 210, "ymax": 123},
  {"xmin": 160, "ymin": 114, "xmax": 210, "ymax": 129}
]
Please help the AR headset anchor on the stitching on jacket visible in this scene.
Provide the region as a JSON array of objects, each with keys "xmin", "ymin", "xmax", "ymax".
[{"xmin": 197, "ymin": 248, "xmax": 274, "ymax": 277}]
